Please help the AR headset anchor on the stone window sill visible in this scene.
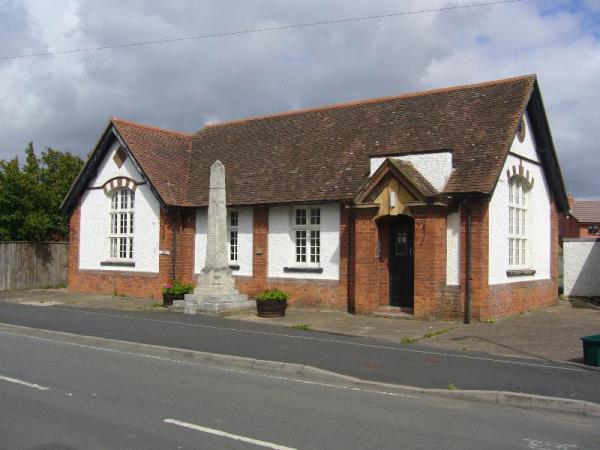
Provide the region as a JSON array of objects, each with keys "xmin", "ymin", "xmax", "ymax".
[
  {"xmin": 229, "ymin": 264, "xmax": 240, "ymax": 271},
  {"xmin": 100, "ymin": 260, "xmax": 136, "ymax": 268},
  {"xmin": 506, "ymin": 269, "xmax": 536, "ymax": 277},
  {"xmin": 283, "ymin": 266, "xmax": 323, "ymax": 274}
]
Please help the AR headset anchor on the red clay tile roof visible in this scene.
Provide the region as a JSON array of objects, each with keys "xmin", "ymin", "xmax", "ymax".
[
  {"xmin": 388, "ymin": 159, "xmax": 438, "ymax": 198},
  {"xmin": 111, "ymin": 75, "xmax": 537, "ymax": 207},
  {"xmin": 572, "ymin": 200, "xmax": 600, "ymax": 223},
  {"xmin": 111, "ymin": 118, "xmax": 192, "ymax": 205}
]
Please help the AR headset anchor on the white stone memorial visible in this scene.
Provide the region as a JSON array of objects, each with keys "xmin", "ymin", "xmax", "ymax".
[{"xmin": 182, "ymin": 160, "xmax": 253, "ymax": 314}]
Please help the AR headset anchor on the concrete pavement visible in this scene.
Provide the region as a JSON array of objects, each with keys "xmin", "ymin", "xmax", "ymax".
[
  {"xmin": 1, "ymin": 330, "xmax": 598, "ymax": 450},
  {"xmin": 0, "ymin": 302, "xmax": 598, "ymax": 404}
]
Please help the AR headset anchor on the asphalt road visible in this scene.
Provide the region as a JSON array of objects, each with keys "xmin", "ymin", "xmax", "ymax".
[
  {"xmin": 0, "ymin": 302, "xmax": 599, "ymax": 403},
  {"xmin": 1, "ymin": 329, "xmax": 598, "ymax": 450}
]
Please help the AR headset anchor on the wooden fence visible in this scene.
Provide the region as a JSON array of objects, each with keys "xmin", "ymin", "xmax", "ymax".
[{"xmin": 0, "ymin": 242, "xmax": 68, "ymax": 291}]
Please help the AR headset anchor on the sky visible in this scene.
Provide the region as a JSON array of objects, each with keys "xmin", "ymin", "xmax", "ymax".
[{"xmin": 0, "ymin": 0, "xmax": 598, "ymax": 197}]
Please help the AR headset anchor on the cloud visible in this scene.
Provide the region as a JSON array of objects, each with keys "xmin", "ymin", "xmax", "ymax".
[{"xmin": 0, "ymin": 0, "xmax": 598, "ymax": 196}]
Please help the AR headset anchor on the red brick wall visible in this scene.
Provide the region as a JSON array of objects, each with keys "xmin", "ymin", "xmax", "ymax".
[
  {"xmin": 68, "ymin": 203, "xmax": 165, "ymax": 298},
  {"xmin": 413, "ymin": 207, "xmax": 448, "ymax": 319},
  {"xmin": 68, "ymin": 205, "xmax": 182, "ymax": 299},
  {"xmin": 231, "ymin": 205, "xmax": 350, "ymax": 309},
  {"xmin": 480, "ymin": 196, "xmax": 559, "ymax": 319},
  {"xmin": 68, "ymin": 194, "xmax": 559, "ymax": 318},
  {"xmin": 235, "ymin": 206, "xmax": 268, "ymax": 296},
  {"xmin": 174, "ymin": 209, "xmax": 196, "ymax": 284},
  {"xmin": 352, "ymin": 209, "xmax": 380, "ymax": 313}
]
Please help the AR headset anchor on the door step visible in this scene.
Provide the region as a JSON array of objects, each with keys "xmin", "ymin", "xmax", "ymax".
[{"xmin": 373, "ymin": 306, "xmax": 414, "ymax": 320}]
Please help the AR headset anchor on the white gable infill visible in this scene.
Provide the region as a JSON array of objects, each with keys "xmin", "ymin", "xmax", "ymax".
[
  {"xmin": 79, "ymin": 138, "xmax": 161, "ymax": 273},
  {"xmin": 509, "ymin": 112, "xmax": 539, "ymax": 162},
  {"xmin": 370, "ymin": 151, "xmax": 453, "ymax": 192}
]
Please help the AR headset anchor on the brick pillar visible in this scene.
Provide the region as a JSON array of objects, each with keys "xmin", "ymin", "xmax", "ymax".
[
  {"xmin": 175, "ymin": 208, "xmax": 196, "ymax": 284},
  {"xmin": 464, "ymin": 198, "xmax": 490, "ymax": 320},
  {"xmin": 67, "ymin": 202, "xmax": 81, "ymax": 291},
  {"xmin": 352, "ymin": 209, "xmax": 379, "ymax": 313},
  {"xmin": 252, "ymin": 206, "xmax": 269, "ymax": 294},
  {"xmin": 337, "ymin": 206, "xmax": 351, "ymax": 311},
  {"xmin": 377, "ymin": 218, "xmax": 391, "ymax": 308},
  {"xmin": 413, "ymin": 206, "xmax": 447, "ymax": 319},
  {"xmin": 159, "ymin": 208, "xmax": 175, "ymax": 283}
]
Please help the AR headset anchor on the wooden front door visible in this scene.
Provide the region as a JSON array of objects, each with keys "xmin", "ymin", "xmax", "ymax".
[{"xmin": 389, "ymin": 216, "xmax": 414, "ymax": 308}]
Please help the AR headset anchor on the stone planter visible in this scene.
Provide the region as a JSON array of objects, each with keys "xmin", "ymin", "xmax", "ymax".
[
  {"xmin": 256, "ymin": 299, "xmax": 287, "ymax": 318},
  {"xmin": 163, "ymin": 293, "xmax": 184, "ymax": 306}
]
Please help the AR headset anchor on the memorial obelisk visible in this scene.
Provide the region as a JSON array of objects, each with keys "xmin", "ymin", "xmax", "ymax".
[{"xmin": 183, "ymin": 160, "xmax": 253, "ymax": 314}]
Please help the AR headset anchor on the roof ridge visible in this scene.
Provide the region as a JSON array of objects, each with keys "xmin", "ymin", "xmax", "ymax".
[
  {"xmin": 112, "ymin": 117, "xmax": 192, "ymax": 137},
  {"xmin": 198, "ymin": 74, "xmax": 536, "ymax": 132}
]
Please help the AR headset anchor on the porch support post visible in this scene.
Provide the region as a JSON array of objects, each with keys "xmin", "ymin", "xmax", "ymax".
[
  {"xmin": 352, "ymin": 208, "xmax": 380, "ymax": 313},
  {"xmin": 412, "ymin": 205, "xmax": 448, "ymax": 319}
]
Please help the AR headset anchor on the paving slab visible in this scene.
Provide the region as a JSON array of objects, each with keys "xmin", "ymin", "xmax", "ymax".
[{"xmin": 0, "ymin": 288, "xmax": 158, "ymax": 311}]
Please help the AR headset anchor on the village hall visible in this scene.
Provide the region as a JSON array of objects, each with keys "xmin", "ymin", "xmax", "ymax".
[{"xmin": 60, "ymin": 74, "xmax": 568, "ymax": 321}]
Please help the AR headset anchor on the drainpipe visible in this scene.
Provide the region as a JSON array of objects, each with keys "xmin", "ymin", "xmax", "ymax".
[
  {"xmin": 171, "ymin": 210, "xmax": 177, "ymax": 282},
  {"xmin": 463, "ymin": 200, "xmax": 472, "ymax": 324}
]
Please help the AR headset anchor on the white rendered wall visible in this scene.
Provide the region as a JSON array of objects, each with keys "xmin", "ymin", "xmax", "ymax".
[
  {"xmin": 446, "ymin": 208, "xmax": 461, "ymax": 286},
  {"xmin": 268, "ymin": 203, "xmax": 340, "ymax": 280},
  {"xmin": 370, "ymin": 152, "xmax": 453, "ymax": 192},
  {"xmin": 195, "ymin": 207, "xmax": 253, "ymax": 277},
  {"xmin": 510, "ymin": 113, "xmax": 539, "ymax": 162},
  {"xmin": 488, "ymin": 152, "xmax": 551, "ymax": 284},
  {"xmin": 79, "ymin": 140, "xmax": 160, "ymax": 272},
  {"xmin": 563, "ymin": 239, "xmax": 600, "ymax": 296}
]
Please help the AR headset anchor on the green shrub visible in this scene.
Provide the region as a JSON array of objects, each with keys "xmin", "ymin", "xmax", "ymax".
[
  {"xmin": 162, "ymin": 281, "xmax": 195, "ymax": 295},
  {"xmin": 255, "ymin": 288, "xmax": 290, "ymax": 302}
]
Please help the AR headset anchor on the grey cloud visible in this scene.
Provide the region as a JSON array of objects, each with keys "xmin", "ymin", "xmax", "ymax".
[{"xmin": 0, "ymin": 0, "xmax": 597, "ymax": 197}]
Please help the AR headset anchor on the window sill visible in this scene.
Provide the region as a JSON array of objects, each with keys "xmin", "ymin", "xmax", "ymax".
[
  {"xmin": 506, "ymin": 269, "xmax": 536, "ymax": 277},
  {"xmin": 229, "ymin": 264, "xmax": 240, "ymax": 271},
  {"xmin": 283, "ymin": 266, "xmax": 323, "ymax": 274},
  {"xmin": 101, "ymin": 260, "xmax": 136, "ymax": 268}
]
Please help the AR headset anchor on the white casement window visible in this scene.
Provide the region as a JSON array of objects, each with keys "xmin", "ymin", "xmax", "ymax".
[
  {"xmin": 228, "ymin": 210, "xmax": 238, "ymax": 263},
  {"xmin": 508, "ymin": 177, "xmax": 528, "ymax": 268},
  {"xmin": 109, "ymin": 188, "xmax": 135, "ymax": 260},
  {"xmin": 293, "ymin": 207, "xmax": 320, "ymax": 265}
]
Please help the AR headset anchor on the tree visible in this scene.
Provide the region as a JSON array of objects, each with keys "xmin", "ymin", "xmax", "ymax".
[{"xmin": 0, "ymin": 143, "xmax": 84, "ymax": 241}]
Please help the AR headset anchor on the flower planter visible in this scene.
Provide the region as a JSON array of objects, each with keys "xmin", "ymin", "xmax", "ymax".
[
  {"xmin": 256, "ymin": 299, "xmax": 287, "ymax": 318},
  {"xmin": 163, "ymin": 293, "xmax": 184, "ymax": 306}
]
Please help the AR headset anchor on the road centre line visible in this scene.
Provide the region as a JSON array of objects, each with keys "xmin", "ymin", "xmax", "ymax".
[
  {"xmin": 46, "ymin": 307, "xmax": 587, "ymax": 373},
  {"xmin": 0, "ymin": 330, "xmax": 420, "ymax": 400},
  {"xmin": 164, "ymin": 418, "xmax": 297, "ymax": 450},
  {"xmin": 0, "ymin": 374, "xmax": 50, "ymax": 391}
]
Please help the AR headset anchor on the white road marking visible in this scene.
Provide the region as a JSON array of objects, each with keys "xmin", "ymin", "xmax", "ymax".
[
  {"xmin": 164, "ymin": 418, "xmax": 297, "ymax": 450},
  {"xmin": 524, "ymin": 439, "xmax": 577, "ymax": 449},
  {"xmin": 0, "ymin": 374, "xmax": 50, "ymax": 391},
  {"xmin": 44, "ymin": 306, "xmax": 587, "ymax": 372},
  {"xmin": 0, "ymin": 330, "xmax": 419, "ymax": 400}
]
